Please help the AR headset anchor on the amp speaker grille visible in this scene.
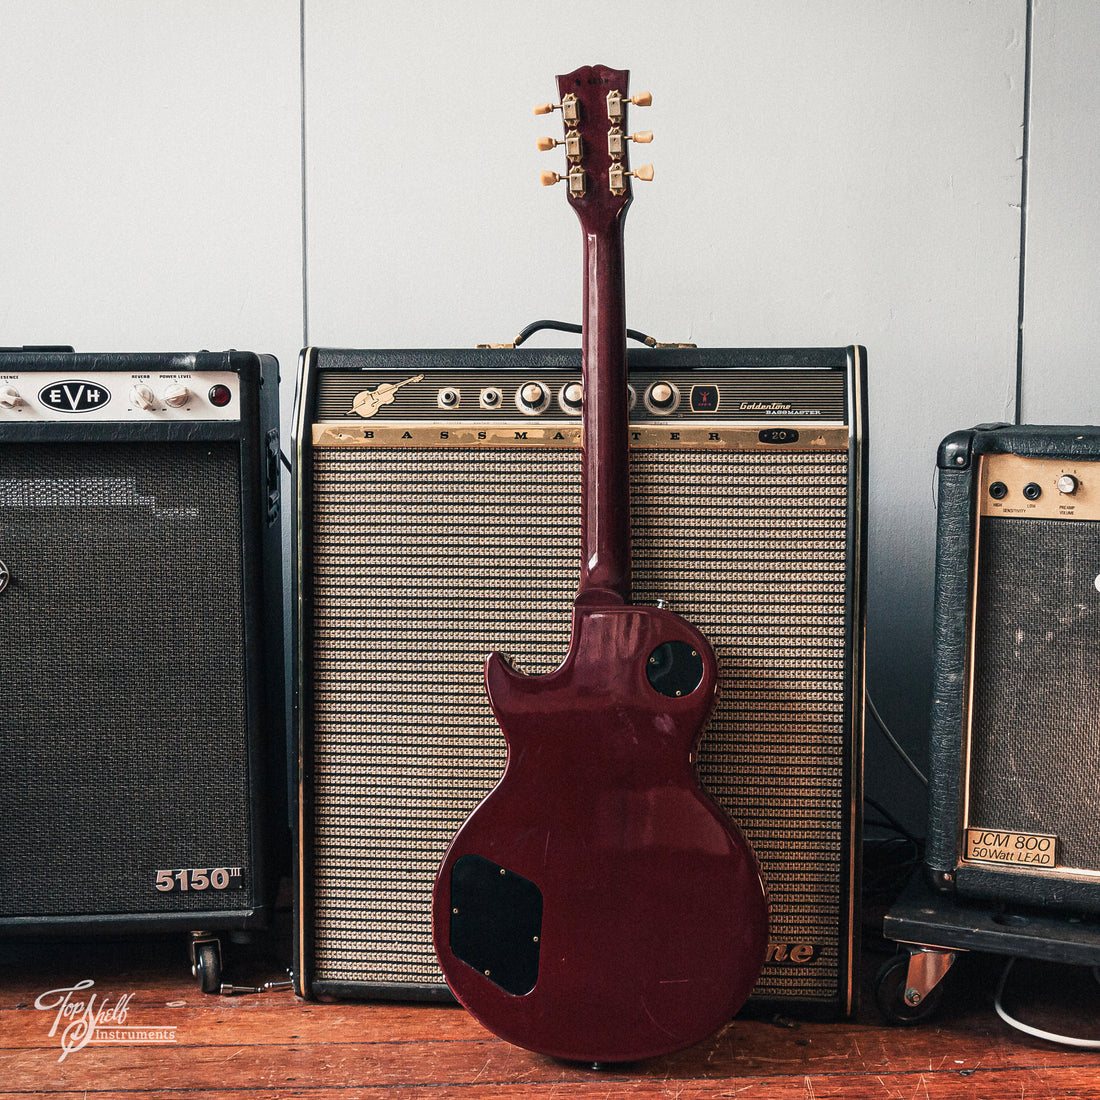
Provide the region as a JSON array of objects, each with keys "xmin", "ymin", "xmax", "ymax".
[
  {"xmin": 970, "ymin": 515, "xmax": 1100, "ymax": 872},
  {"xmin": 305, "ymin": 444, "xmax": 853, "ymax": 1005},
  {"xmin": 0, "ymin": 441, "xmax": 254, "ymax": 917}
]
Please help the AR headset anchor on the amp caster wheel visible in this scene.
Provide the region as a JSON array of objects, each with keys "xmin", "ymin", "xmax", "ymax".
[
  {"xmin": 874, "ymin": 950, "xmax": 951, "ymax": 1025},
  {"xmin": 190, "ymin": 934, "xmax": 223, "ymax": 994}
]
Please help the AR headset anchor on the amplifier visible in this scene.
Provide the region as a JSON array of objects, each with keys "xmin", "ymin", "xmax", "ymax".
[
  {"xmin": 293, "ymin": 344, "xmax": 867, "ymax": 1016},
  {"xmin": 0, "ymin": 349, "xmax": 284, "ymax": 985},
  {"xmin": 927, "ymin": 424, "xmax": 1100, "ymax": 914}
]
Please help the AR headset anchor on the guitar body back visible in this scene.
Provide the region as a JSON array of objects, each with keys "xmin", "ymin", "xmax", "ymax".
[
  {"xmin": 432, "ymin": 602, "xmax": 768, "ymax": 1062},
  {"xmin": 432, "ymin": 63, "xmax": 768, "ymax": 1062}
]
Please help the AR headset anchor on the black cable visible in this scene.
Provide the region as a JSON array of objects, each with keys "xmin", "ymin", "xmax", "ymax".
[{"xmin": 512, "ymin": 319, "xmax": 657, "ymax": 347}]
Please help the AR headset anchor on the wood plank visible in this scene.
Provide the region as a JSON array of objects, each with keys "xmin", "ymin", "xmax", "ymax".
[
  {"xmin": 4, "ymin": 985, "xmax": 1100, "ymax": 1095},
  {"xmin": 4, "ymin": 920, "xmax": 1100, "ymax": 1097}
]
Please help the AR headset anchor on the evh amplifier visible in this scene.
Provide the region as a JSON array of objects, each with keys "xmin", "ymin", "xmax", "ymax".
[
  {"xmin": 0, "ymin": 350, "xmax": 285, "ymax": 976},
  {"xmin": 927, "ymin": 424, "xmax": 1100, "ymax": 914},
  {"xmin": 293, "ymin": 344, "xmax": 867, "ymax": 1017}
]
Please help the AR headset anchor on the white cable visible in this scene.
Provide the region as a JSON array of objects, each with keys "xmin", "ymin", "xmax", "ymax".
[{"xmin": 994, "ymin": 957, "xmax": 1100, "ymax": 1049}]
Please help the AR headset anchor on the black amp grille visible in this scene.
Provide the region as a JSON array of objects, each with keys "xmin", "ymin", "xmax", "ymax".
[
  {"xmin": 970, "ymin": 515, "xmax": 1100, "ymax": 873},
  {"xmin": 0, "ymin": 442, "xmax": 253, "ymax": 917}
]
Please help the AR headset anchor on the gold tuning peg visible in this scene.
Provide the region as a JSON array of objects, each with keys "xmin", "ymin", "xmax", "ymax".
[
  {"xmin": 541, "ymin": 166, "xmax": 587, "ymax": 196},
  {"xmin": 608, "ymin": 128, "xmax": 654, "ymax": 157},
  {"xmin": 608, "ymin": 162, "xmax": 654, "ymax": 194},
  {"xmin": 606, "ymin": 88, "xmax": 653, "ymax": 122},
  {"xmin": 537, "ymin": 133, "xmax": 583, "ymax": 158},
  {"xmin": 534, "ymin": 93, "xmax": 579, "ymax": 122}
]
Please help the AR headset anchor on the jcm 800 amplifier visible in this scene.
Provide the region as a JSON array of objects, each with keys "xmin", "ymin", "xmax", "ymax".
[
  {"xmin": 927, "ymin": 424, "xmax": 1100, "ymax": 915},
  {"xmin": 293, "ymin": 345, "xmax": 866, "ymax": 1017}
]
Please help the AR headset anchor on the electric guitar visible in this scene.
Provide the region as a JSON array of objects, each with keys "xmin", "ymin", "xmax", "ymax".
[{"xmin": 432, "ymin": 64, "xmax": 768, "ymax": 1064}]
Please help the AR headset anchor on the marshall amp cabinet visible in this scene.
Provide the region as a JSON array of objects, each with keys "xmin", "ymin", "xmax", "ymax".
[
  {"xmin": 293, "ymin": 344, "xmax": 867, "ymax": 1016},
  {"xmin": 0, "ymin": 349, "xmax": 284, "ymax": 988},
  {"xmin": 927, "ymin": 424, "xmax": 1100, "ymax": 914}
]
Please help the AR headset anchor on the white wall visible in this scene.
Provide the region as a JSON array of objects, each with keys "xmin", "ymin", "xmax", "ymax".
[
  {"xmin": 5, "ymin": 1, "xmax": 1091, "ymax": 835},
  {"xmin": 0, "ymin": 1, "xmax": 303, "ymax": 402},
  {"xmin": 1021, "ymin": 0, "xmax": 1100, "ymax": 424}
]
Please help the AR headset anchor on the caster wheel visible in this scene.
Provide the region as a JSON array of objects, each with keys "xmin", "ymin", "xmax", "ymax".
[
  {"xmin": 192, "ymin": 940, "xmax": 222, "ymax": 994},
  {"xmin": 874, "ymin": 952, "xmax": 945, "ymax": 1025}
]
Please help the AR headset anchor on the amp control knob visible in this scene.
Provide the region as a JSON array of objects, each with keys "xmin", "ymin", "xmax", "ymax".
[
  {"xmin": 163, "ymin": 382, "xmax": 190, "ymax": 408},
  {"xmin": 0, "ymin": 386, "xmax": 22, "ymax": 408},
  {"xmin": 1057, "ymin": 474, "xmax": 1080, "ymax": 495},
  {"xmin": 645, "ymin": 381, "xmax": 680, "ymax": 415},
  {"xmin": 559, "ymin": 381, "xmax": 583, "ymax": 414},
  {"xmin": 129, "ymin": 384, "xmax": 156, "ymax": 410},
  {"xmin": 516, "ymin": 381, "xmax": 550, "ymax": 414}
]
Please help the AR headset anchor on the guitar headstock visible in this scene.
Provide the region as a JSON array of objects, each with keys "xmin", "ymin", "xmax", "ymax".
[{"xmin": 536, "ymin": 64, "xmax": 653, "ymax": 229}]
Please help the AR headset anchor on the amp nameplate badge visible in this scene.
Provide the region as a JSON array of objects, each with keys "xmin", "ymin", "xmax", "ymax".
[
  {"xmin": 965, "ymin": 829, "xmax": 1059, "ymax": 868},
  {"xmin": 312, "ymin": 423, "xmax": 851, "ymax": 452}
]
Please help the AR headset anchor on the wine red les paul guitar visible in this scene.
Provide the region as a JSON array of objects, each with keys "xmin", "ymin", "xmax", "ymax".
[{"xmin": 431, "ymin": 64, "xmax": 768, "ymax": 1063}]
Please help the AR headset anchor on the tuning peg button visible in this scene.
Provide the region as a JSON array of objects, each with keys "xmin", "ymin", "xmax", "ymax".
[
  {"xmin": 537, "ymin": 133, "xmax": 582, "ymax": 158},
  {"xmin": 608, "ymin": 128, "xmax": 654, "ymax": 157},
  {"xmin": 608, "ymin": 162, "xmax": 654, "ymax": 194},
  {"xmin": 606, "ymin": 89, "xmax": 653, "ymax": 121},
  {"xmin": 534, "ymin": 93, "xmax": 579, "ymax": 124},
  {"xmin": 541, "ymin": 167, "xmax": 587, "ymax": 197}
]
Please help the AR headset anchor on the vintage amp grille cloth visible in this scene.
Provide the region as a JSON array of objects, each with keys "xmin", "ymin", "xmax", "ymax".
[{"xmin": 303, "ymin": 442, "xmax": 853, "ymax": 1005}]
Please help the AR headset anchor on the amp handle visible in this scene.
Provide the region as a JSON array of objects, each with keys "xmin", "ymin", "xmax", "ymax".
[{"xmin": 477, "ymin": 320, "xmax": 695, "ymax": 350}]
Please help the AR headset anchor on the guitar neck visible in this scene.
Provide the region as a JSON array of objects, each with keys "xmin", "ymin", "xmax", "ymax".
[
  {"xmin": 577, "ymin": 215, "xmax": 631, "ymax": 604},
  {"xmin": 550, "ymin": 63, "xmax": 645, "ymax": 606}
]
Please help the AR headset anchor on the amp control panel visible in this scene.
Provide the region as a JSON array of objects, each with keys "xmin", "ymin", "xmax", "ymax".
[{"xmin": 0, "ymin": 370, "xmax": 242, "ymax": 422}]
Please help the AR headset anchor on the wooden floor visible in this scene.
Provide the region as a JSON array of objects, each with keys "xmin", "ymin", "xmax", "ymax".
[{"xmin": 4, "ymin": 899, "xmax": 1100, "ymax": 1099}]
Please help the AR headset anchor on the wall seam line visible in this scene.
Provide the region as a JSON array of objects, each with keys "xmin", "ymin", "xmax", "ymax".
[
  {"xmin": 300, "ymin": 0, "xmax": 310, "ymax": 347},
  {"xmin": 1015, "ymin": 0, "xmax": 1034, "ymax": 425}
]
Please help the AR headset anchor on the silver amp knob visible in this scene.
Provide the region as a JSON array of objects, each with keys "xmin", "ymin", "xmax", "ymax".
[
  {"xmin": 644, "ymin": 381, "xmax": 680, "ymax": 415},
  {"xmin": 559, "ymin": 381, "xmax": 583, "ymax": 414},
  {"xmin": 516, "ymin": 381, "xmax": 550, "ymax": 414}
]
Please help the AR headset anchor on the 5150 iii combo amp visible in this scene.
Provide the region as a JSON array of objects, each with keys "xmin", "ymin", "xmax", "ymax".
[{"xmin": 0, "ymin": 348, "xmax": 285, "ymax": 990}]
